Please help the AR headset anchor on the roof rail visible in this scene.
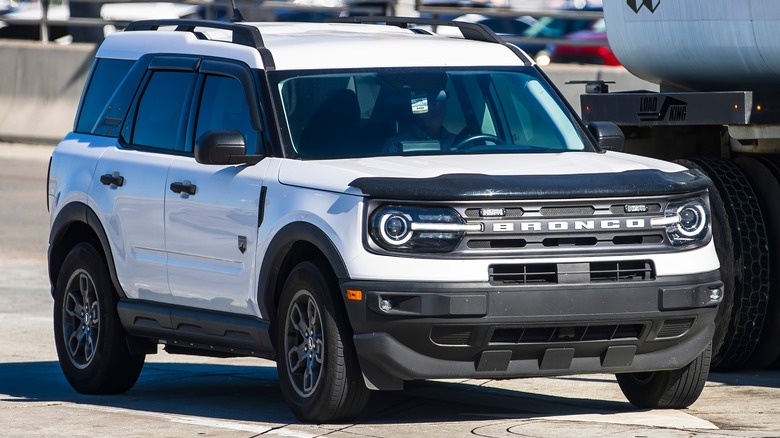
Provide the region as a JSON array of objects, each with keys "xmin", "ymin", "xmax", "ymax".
[
  {"xmin": 326, "ymin": 16, "xmax": 502, "ymax": 44},
  {"xmin": 125, "ymin": 19, "xmax": 264, "ymax": 49},
  {"xmin": 325, "ymin": 16, "xmax": 533, "ymax": 65}
]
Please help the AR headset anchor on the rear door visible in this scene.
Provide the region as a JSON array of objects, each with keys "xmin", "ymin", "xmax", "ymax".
[{"xmin": 91, "ymin": 56, "xmax": 198, "ymax": 302}]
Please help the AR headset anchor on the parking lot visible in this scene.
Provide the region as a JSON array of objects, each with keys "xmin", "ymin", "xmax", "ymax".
[{"xmin": 1, "ymin": 142, "xmax": 779, "ymax": 437}]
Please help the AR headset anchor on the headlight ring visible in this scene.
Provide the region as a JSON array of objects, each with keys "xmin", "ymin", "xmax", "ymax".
[{"xmin": 378, "ymin": 212, "xmax": 413, "ymax": 246}]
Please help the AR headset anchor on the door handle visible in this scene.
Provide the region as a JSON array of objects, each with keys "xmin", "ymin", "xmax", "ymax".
[
  {"xmin": 100, "ymin": 173, "xmax": 125, "ymax": 187},
  {"xmin": 170, "ymin": 181, "xmax": 197, "ymax": 196}
]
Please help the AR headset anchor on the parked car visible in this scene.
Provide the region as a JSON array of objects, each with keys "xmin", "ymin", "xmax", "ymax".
[
  {"xmin": 443, "ymin": 6, "xmax": 603, "ymax": 62},
  {"xmin": 547, "ymin": 17, "xmax": 619, "ymax": 65},
  {"xmin": 516, "ymin": 5, "xmax": 602, "ymax": 60}
]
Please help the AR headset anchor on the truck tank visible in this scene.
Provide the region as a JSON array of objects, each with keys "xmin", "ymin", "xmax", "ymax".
[{"xmin": 604, "ymin": 0, "xmax": 780, "ymax": 91}]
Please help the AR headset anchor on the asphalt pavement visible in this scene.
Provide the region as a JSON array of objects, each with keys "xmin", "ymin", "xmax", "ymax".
[{"xmin": 1, "ymin": 142, "xmax": 779, "ymax": 437}]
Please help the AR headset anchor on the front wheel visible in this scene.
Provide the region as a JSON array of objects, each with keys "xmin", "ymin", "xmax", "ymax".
[
  {"xmin": 53, "ymin": 243, "xmax": 145, "ymax": 394},
  {"xmin": 276, "ymin": 261, "xmax": 369, "ymax": 422},
  {"xmin": 616, "ymin": 342, "xmax": 711, "ymax": 409}
]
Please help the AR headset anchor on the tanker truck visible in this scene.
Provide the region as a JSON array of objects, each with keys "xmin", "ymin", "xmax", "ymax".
[{"xmin": 579, "ymin": 0, "xmax": 780, "ymax": 370}]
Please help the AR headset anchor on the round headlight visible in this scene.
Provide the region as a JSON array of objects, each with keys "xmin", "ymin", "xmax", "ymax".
[
  {"xmin": 676, "ymin": 203, "xmax": 706, "ymax": 237},
  {"xmin": 369, "ymin": 205, "xmax": 469, "ymax": 253},
  {"xmin": 661, "ymin": 197, "xmax": 710, "ymax": 246},
  {"xmin": 379, "ymin": 212, "xmax": 412, "ymax": 245}
]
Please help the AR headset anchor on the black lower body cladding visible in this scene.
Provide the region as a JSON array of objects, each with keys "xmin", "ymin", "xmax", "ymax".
[{"xmin": 341, "ymin": 270, "xmax": 721, "ymax": 390}]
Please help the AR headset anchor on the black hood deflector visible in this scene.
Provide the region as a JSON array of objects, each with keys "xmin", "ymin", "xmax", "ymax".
[{"xmin": 349, "ymin": 169, "xmax": 713, "ymax": 200}]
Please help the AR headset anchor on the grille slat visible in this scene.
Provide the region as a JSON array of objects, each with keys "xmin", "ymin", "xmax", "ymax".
[{"xmin": 539, "ymin": 206, "xmax": 595, "ymax": 217}]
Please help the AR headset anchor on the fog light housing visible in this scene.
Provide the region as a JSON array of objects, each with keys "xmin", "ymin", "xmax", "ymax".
[
  {"xmin": 709, "ymin": 287, "xmax": 723, "ymax": 303},
  {"xmin": 379, "ymin": 299, "xmax": 393, "ymax": 312}
]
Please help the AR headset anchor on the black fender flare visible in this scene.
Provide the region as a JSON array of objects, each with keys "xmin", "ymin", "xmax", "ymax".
[
  {"xmin": 257, "ymin": 221, "xmax": 349, "ymax": 321},
  {"xmin": 48, "ymin": 202, "xmax": 125, "ymax": 298}
]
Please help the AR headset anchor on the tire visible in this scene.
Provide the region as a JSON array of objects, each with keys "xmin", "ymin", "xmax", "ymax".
[
  {"xmin": 616, "ymin": 342, "xmax": 712, "ymax": 409},
  {"xmin": 677, "ymin": 158, "xmax": 770, "ymax": 370},
  {"xmin": 53, "ymin": 243, "xmax": 145, "ymax": 394},
  {"xmin": 736, "ymin": 156, "xmax": 780, "ymax": 368},
  {"xmin": 276, "ymin": 261, "xmax": 370, "ymax": 422}
]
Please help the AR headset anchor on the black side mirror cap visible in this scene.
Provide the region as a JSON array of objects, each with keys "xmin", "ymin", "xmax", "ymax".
[
  {"xmin": 194, "ymin": 130, "xmax": 263, "ymax": 165},
  {"xmin": 587, "ymin": 121, "xmax": 625, "ymax": 152}
]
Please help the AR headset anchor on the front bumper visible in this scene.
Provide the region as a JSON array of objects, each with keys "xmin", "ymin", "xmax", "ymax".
[{"xmin": 341, "ymin": 270, "xmax": 722, "ymax": 390}]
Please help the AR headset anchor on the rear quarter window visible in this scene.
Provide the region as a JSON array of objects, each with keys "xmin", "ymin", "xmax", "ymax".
[{"xmin": 75, "ymin": 58, "xmax": 134, "ymax": 134}]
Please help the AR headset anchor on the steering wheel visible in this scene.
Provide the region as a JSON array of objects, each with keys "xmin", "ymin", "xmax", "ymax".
[{"xmin": 452, "ymin": 133, "xmax": 503, "ymax": 151}]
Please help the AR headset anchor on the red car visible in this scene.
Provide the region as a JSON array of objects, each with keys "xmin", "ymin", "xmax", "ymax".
[{"xmin": 548, "ymin": 18, "xmax": 620, "ymax": 66}]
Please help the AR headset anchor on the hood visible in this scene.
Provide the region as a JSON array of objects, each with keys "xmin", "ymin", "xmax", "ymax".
[{"xmin": 278, "ymin": 151, "xmax": 704, "ymax": 200}]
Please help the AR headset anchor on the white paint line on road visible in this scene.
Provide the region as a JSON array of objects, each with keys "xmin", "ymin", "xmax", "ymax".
[
  {"xmin": 63, "ymin": 403, "xmax": 318, "ymax": 436},
  {"xmin": 464, "ymin": 409, "xmax": 718, "ymax": 430}
]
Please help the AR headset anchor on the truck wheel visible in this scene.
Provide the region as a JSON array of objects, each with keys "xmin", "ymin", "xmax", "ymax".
[
  {"xmin": 735, "ymin": 156, "xmax": 780, "ymax": 368},
  {"xmin": 678, "ymin": 157, "xmax": 770, "ymax": 370},
  {"xmin": 53, "ymin": 243, "xmax": 145, "ymax": 394},
  {"xmin": 616, "ymin": 342, "xmax": 711, "ymax": 409},
  {"xmin": 276, "ymin": 261, "xmax": 369, "ymax": 422}
]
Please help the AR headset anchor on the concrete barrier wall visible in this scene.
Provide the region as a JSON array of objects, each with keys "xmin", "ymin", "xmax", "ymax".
[
  {"xmin": 0, "ymin": 41, "xmax": 97, "ymax": 144},
  {"xmin": 0, "ymin": 40, "xmax": 657, "ymax": 145}
]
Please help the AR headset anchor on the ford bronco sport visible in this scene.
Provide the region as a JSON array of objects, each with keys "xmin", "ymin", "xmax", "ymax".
[{"xmin": 47, "ymin": 16, "xmax": 723, "ymax": 422}]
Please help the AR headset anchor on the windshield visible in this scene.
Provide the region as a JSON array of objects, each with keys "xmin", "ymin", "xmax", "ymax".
[{"xmin": 273, "ymin": 68, "xmax": 592, "ymax": 159}]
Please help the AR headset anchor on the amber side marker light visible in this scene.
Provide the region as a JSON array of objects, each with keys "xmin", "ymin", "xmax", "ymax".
[{"xmin": 346, "ymin": 289, "xmax": 363, "ymax": 301}]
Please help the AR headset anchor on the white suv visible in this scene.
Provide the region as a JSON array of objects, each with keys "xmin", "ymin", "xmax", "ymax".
[{"xmin": 47, "ymin": 16, "xmax": 723, "ymax": 422}]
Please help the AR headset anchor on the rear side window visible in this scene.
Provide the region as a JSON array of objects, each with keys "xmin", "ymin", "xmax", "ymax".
[{"xmin": 75, "ymin": 58, "xmax": 133, "ymax": 134}]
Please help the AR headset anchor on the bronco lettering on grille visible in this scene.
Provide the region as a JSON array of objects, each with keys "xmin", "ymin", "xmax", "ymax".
[{"xmin": 490, "ymin": 218, "xmax": 651, "ymax": 233}]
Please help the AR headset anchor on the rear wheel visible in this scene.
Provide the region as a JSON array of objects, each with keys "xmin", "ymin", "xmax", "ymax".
[
  {"xmin": 276, "ymin": 261, "xmax": 369, "ymax": 422},
  {"xmin": 617, "ymin": 342, "xmax": 711, "ymax": 409},
  {"xmin": 53, "ymin": 243, "xmax": 145, "ymax": 394}
]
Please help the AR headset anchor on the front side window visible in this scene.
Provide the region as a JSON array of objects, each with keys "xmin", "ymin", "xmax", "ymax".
[
  {"xmin": 126, "ymin": 70, "xmax": 196, "ymax": 151},
  {"xmin": 194, "ymin": 75, "xmax": 259, "ymax": 154},
  {"xmin": 272, "ymin": 68, "xmax": 591, "ymax": 159}
]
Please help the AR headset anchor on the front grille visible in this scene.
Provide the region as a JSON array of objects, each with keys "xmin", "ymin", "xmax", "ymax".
[
  {"xmin": 491, "ymin": 323, "xmax": 645, "ymax": 344},
  {"xmin": 367, "ymin": 193, "xmax": 706, "ymax": 259},
  {"xmin": 453, "ymin": 196, "xmax": 682, "ymax": 257},
  {"xmin": 489, "ymin": 260, "xmax": 655, "ymax": 285}
]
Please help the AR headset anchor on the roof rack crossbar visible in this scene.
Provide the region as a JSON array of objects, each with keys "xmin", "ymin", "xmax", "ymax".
[
  {"xmin": 124, "ymin": 19, "xmax": 264, "ymax": 49},
  {"xmin": 326, "ymin": 16, "xmax": 502, "ymax": 44}
]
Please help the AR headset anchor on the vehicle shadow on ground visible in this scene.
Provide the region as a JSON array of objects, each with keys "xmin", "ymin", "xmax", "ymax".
[
  {"xmin": 0, "ymin": 361, "xmax": 645, "ymax": 426},
  {"xmin": 708, "ymin": 370, "xmax": 780, "ymax": 389}
]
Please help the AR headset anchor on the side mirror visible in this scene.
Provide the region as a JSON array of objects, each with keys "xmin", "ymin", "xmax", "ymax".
[
  {"xmin": 587, "ymin": 121, "xmax": 625, "ymax": 152},
  {"xmin": 194, "ymin": 130, "xmax": 262, "ymax": 165}
]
